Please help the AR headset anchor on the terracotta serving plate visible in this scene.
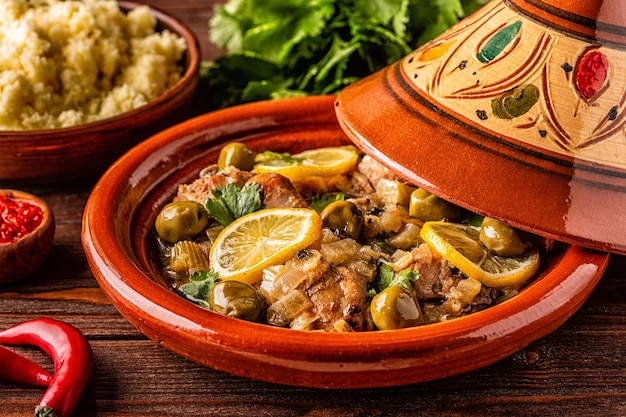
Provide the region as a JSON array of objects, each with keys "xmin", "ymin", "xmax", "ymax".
[
  {"xmin": 82, "ymin": 95, "xmax": 609, "ymax": 388},
  {"xmin": 335, "ymin": 0, "xmax": 626, "ymax": 255},
  {"xmin": 0, "ymin": 1, "xmax": 200, "ymax": 183}
]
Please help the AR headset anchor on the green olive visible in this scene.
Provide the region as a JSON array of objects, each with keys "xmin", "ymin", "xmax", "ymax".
[
  {"xmin": 409, "ymin": 188, "xmax": 462, "ymax": 222},
  {"xmin": 320, "ymin": 200, "xmax": 363, "ymax": 240},
  {"xmin": 386, "ymin": 222, "xmax": 422, "ymax": 250},
  {"xmin": 479, "ymin": 217, "xmax": 526, "ymax": 257},
  {"xmin": 210, "ymin": 280, "xmax": 267, "ymax": 322},
  {"xmin": 155, "ymin": 201, "xmax": 209, "ymax": 244},
  {"xmin": 217, "ymin": 142, "xmax": 255, "ymax": 171},
  {"xmin": 370, "ymin": 286, "xmax": 424, "ymax": 330}
]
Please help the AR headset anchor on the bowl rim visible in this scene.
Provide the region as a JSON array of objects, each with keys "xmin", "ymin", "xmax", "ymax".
[
  {"xmin": 82, "ymin": 95, "xmax": 610, "ymax": 387},
  {"xmin": 0, "ymin": 0, "xmax": 200, "ymax": 137}
]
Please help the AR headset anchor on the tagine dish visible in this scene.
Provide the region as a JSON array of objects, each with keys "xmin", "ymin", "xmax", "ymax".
[
  {"xmin": 4, "ymin": 0, "xmax": 626, "ymax": 414},
  {"xmin": 82, "ymin": 95, "xmax": 609, "ymax": 388}
]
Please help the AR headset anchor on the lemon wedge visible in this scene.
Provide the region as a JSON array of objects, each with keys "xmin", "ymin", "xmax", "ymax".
[
  {"xmin": 420, "ymin": 221, "xmax": 540, "ymax": 288},
  {"xmin": 254, "ymin": 146, "xmax": 360, "ymax": 182},
  {"xmin": 209, "ymin": 208, "xmax": 322, "ymax": 284}
]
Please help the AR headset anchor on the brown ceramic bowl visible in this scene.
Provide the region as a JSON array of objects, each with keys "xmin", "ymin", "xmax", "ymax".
[
  {"xmin": 82, "ymin": 95, "xmax": 609, "ymax": 388},
  {"xmin": 0, "ymin": 190, "xmax": 55, "ymax": 286},
  {"xmin": 0, "ymin": 1, "xmax": 200, "ymax": 183}
]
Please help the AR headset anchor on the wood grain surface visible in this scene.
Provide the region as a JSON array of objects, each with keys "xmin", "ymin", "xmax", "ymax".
[{"xmin": 1, "ymin": 1, "xmax": 625, "ymax": 416}]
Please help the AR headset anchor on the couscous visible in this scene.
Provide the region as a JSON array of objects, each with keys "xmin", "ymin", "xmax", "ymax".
[{"xmin": 0, "ymin": 0, "xmax": 187, "ymax": 130}]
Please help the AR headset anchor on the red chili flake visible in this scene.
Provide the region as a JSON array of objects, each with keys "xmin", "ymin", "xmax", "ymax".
[
  {"xmin": 574, "ymin": 50, "xmax": 609, "ymax": 103},
  {"xmin": 0, "ymin": 195, "xmax": 44, "ymax": 244}
]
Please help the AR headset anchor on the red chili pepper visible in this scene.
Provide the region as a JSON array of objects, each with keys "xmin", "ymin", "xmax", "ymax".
[
  {"xmin": 0, "ymin": 318, "xmax": 93, "ymax": 417},
  {"xmin": 0, "ymin": 344, "xmax": 52, "ymax": 387}
]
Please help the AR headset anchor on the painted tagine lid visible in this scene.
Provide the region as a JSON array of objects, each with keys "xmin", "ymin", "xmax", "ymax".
[{"xmin": 335, "ymin": 0, "xmax": 626, "ymax": 254}]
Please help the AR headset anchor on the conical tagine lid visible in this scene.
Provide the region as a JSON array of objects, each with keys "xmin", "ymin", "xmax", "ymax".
[{"xmin": 335, "ymin": 0, "xmax": 626, "ymax": 254}]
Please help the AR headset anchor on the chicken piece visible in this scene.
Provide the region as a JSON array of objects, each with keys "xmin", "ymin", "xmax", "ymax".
[
  {"xmin": 409, "ymin": 243, "xmax": 461, "ymax": 300},
  {"xmin": 175, "ymin": 166, "xmax": 309, "ymax": 211},
  {"xmin": 175, "ymin": 166, "xmax": 254, "ymax": 204},
  {"xmin": 267, "ymin": 248, "xmax": 372, "ymax": 332},
  {"xmin": 261, "ymin": 249, "xmax": 330, "ymax": 304},
  {"xmin": 300, "ymin": 265, "xmax": 372, "ymax": 332},
  {"xmin": 247, "ymin": 172, "xmax": 309, "ymax": 208},
  {"xmin": 356, "ymin": 155, "xmax": 400, "ymax": 189},
  {"xmin": 335, "ymin": 171, "xmax": 376, "ymax": 197},
  {"xmin": 288, "ymin": 155, "xmax": 399, "ymax": 200}
]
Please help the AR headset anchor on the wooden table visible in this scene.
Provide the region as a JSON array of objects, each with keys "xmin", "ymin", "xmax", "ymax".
[{"xmin": 2, "ymin": 2, "xmax": 626, "ymax": 416}]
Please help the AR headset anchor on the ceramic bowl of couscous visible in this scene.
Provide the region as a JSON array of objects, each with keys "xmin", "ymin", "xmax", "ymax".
[{"xmin": 0, "ymin": 0, "xmax": 200, "ymax": 183}]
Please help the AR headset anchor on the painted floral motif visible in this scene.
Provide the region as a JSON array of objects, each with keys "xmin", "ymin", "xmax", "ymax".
[
  {"xmin": 477, "ymin": 21, "xmax": 522, "ymax": 63},
  {"xmin": 574, "ymin": 49, "xmax": 609, "ymax": 103},
  {"xmin": 416, "ymin": 40, "xmax": 456, "ymax": 63},
  {"xmin": 491, "ymin": 84, "xmax": 540, "ymax": 119}
]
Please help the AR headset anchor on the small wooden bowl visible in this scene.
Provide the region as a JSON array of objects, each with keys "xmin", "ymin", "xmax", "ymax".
[
  {"xmin": 82, "ymin": 96, "xmax": 609, "ymax": 388},
  {"xmin": 0, "ymin": 190, "xmax": 55, "ymax": 286},
  {"xmin": 0, "ymin": 1, "xmax": 200, "ymax": 183}
]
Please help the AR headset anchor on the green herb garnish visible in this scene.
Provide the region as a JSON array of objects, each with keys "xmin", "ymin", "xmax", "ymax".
[
  {"xmin": 376, "ymin": 263, "xmax": 395, "ymax": 293},
  {"xmin": 392, "ymin": 268, "xmax": 419, "ymax": 291},
  {"xmin": 368, "ymin": 263, "xmax": 419, "ymax": 297},
  {"xmin": 465, "ymin": 213, "xmax": 485, "ymax": 227},
  {"xmin": 205, "ymin": 0, "xmax": 488, "ymax": 108},
  {"xmin": 309, "ymin": 192, "xmax": 345, "ymax": 212},
  {"xmin": 179, "ymin": 270, "xmax": 220, "ymax": 308},
  {"xmin": 205, "ymin": 183, "xmax": 265, "ymax": 227}
]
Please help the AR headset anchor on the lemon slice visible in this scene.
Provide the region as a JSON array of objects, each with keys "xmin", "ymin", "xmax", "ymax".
[
  {"xmin": 209, "ymin": 208, "xmax": 322, "ymax": 284},
  {"xmin": 420, "ymin": 221, "xmax": 540, "ymax": 288},
  {"xmin": 254, "ymin": 146, "xmax": 359, "ymax": 182}
]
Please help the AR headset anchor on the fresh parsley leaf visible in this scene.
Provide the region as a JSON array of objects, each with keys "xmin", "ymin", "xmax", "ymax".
[
  {"xmin": 372, "ymin": 262, "xmax": 394, "ymax": 294},
  {"xmin": 392, "ymin": 268, "xmax": 419, "ymax": 291},
  {"xmin": 353, "ymin": 0, "xmax": 408, "ymax": 28},
  {"xmin": 465, "ymin": 213, "xmax": 484, "ymax": 227},
  {"xmin": 309, "ymin": 192, "xmax": 345, "ymax": 212},
  {"xmin": 179, "ymin": 270, "xmax": 219, "ymax": 308},
  {"xmin": 369, "ymin": 263, "xmax": 419, "ymax": 297},
  {"xmin": 205, "ymin": 183, "xmax": 265, "ymax": 227}
]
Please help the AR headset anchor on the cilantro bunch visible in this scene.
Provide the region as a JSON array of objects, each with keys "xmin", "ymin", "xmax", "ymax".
[{"xmin": 205, "ymin": 0, "xmax": 488, "ymax": 108}]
